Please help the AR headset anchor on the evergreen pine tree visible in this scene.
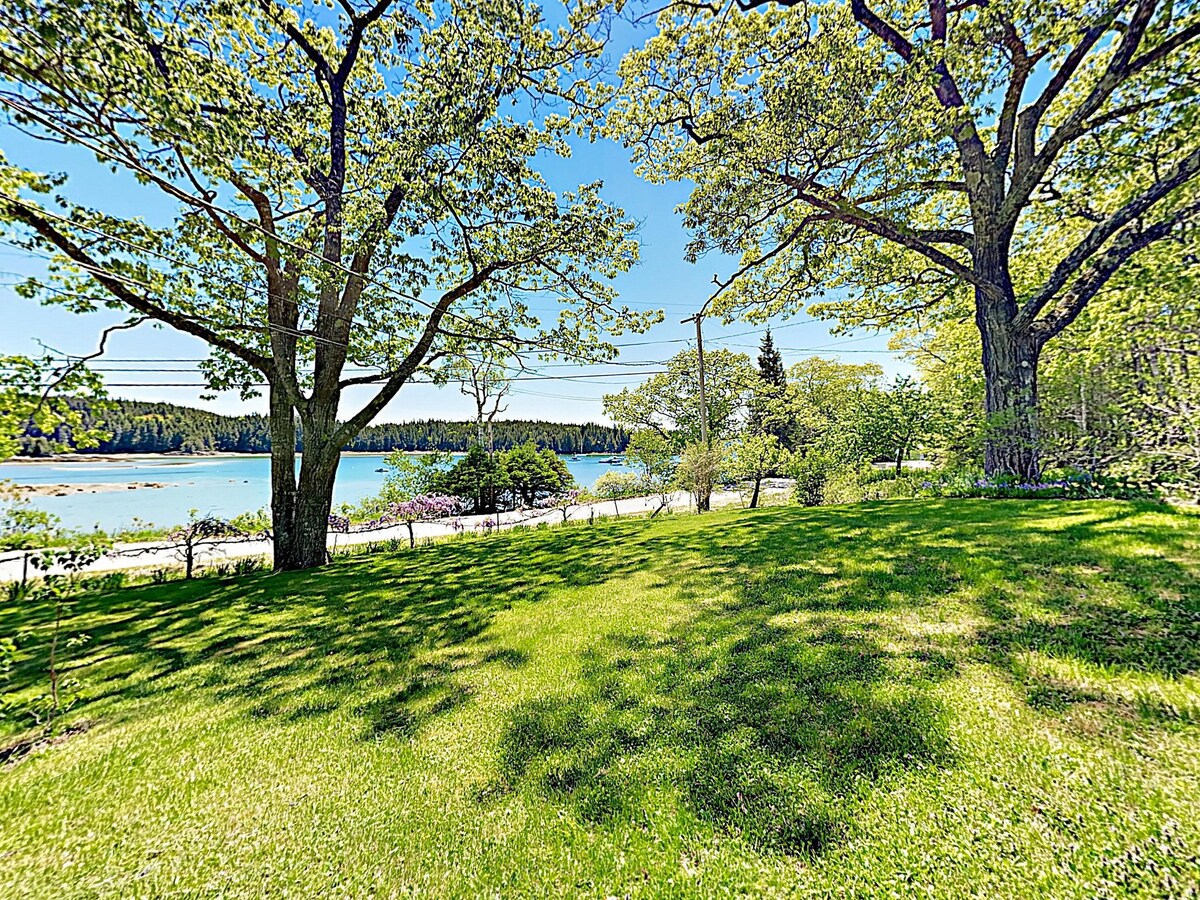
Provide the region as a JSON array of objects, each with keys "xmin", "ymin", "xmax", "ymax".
[
  {"xmin": 757, "ymin": 330, "xmax": 786, "ymax": 390},
  {"xmin": 749, "ymin": 330, "xmax": 793, "ymax": 447}
]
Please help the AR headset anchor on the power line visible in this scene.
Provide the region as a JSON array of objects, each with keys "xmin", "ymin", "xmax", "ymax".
[
  {"xmin": 0, "ymin": 205, "xmax": 650, "ymax": 370},
  {"xmin": 0, "ymin": 199, "xmax": 843, "ymax": 364},
  {"xmin": 18, "ymin": 369, "xmax": 669, "ymax": 388}
]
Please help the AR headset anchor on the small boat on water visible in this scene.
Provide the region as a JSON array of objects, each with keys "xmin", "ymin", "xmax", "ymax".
[
  {"xmin": 374, "ymin": 467, "xmax": 387, "ymax": 473},
  {"xmin": 570, "ymin": 455, "xmax": 581, "ymax": 461},
  {"xmin": 601, "ymin": 455, "xmax": 624, "ymax": 465}
]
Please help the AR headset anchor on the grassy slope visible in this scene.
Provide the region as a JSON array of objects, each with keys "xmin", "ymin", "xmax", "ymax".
[{"xmin": 1, "ymin": 500, "xmax": 1198, "ymax": 898}]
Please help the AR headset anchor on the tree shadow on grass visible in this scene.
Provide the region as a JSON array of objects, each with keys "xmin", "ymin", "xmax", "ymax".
[
  {"xmin": 484, "ymin": 501, "xmax": 1200, "ymax": 852},
  {"xmin": 977, "ymin": 556, "xmax": 1200, "ymax": 677},
  {"xmin": 964, "ymin": 507, "xmax": 1200, "ymax": 718},
  {"xmin": 3, "ymin": 499, "xmax": 1194, "ymax": 749},
  {"xmin": 0, "ymin": 502, "xmax": 956, "ymax": 744},
  {"xmin": 717, "ymin": 501, "xmax": 1199, "ymax": 722},
  {"xmin": 0, "ymin": 521, "xmax": 644, "ymax": 741},
  {"xmin": 491, "ymin": 591, "xmax": 957, "ymax": 856}
]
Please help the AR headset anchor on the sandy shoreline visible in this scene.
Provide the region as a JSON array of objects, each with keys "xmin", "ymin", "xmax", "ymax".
[
  {"xmin": 12, "ymin": 481, "xmax": 172, "ymax": 497},
  {"xmin": 3, "ymin": 452, "xmax": 369, "ymax": 463},
  {"xmin": 2, "ymin": 450, "xmax": 616, "ymax": 464}
]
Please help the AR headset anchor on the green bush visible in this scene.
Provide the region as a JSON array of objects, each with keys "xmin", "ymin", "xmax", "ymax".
[
  {"xmin": 822, "ymin": 463, "xmax": 871, "ymax": 504},
  {"xmin": 860, "ymin": 470, "xmax": 925, "ymax": 500},
  {"xmin": 790, "ymin": 452, "xmax": 843, "ymax": 506}
]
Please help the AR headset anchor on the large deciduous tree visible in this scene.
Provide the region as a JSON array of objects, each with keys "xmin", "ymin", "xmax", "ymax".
[
  {"xmin": 911, "ymin": 234, "xmax": 1200, "ymax": 489},
  {"xmin": 612, "ymin": 0, "xmax": 1200, "ymax": 479},
  {"xmin": 0, "ymin": 0, "xmax": 654, "ymax": 569}
]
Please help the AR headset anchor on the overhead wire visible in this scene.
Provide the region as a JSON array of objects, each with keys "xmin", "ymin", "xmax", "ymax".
[
  {"xmin": 0, "ymin": 202, "xmax": 639, "ymax": 370},
  {"xmin": 0, "ymin": 35, "xmax": 911, "ymax": 415},
  {"xmin": 1, "ymin": 193, "xmax": 902, "ymax": 398}
]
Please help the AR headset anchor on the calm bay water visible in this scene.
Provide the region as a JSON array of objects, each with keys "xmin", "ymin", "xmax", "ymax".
[{"xmin": 0, "ymin": 453, "xmax": 623, "ymax": 532}]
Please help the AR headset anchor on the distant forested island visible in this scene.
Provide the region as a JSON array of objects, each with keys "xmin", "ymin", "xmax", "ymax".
[{"xmin": 16, "ymin": 399, "xmax": 628, "ymax": 456}]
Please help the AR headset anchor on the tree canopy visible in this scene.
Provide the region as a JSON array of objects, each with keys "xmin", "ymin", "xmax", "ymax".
[
  {"xmin": 602, "ymin": 347, "xmax": 757, "ymax": 448},
  {"xmin": 611, "ymin": 0, "xmax": 1200, "ymax": 478},
  {"xmin": 0, "ymin": 0, "xmax": 657, "ymax": 568}
]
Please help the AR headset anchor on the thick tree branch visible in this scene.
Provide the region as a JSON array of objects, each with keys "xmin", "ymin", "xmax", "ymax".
[
  {"xmin": 1007, "ymin": 0, "xmax": 1187, "ymax": 218},
  {"xmin": 915, "ymin": 227, "xmax": 974, "ymax": 246},
  {"xmin": 336, "ymin": 0, "xmax": 395, "ymax": 83},
  {"xmin": 993, "ymin": 14, "xmax": 1036, "ymax": 172},
  {"xmin": 1031, "ymin": 199, "xmax": 1200, "ymax": 342},
  {"xmin": 1016, "ymin": 146, "xmax": 1200, "ymax": 330},
  {"xmin": 851, "ymin": 0, "xmax": 991, "ymax": 205},
  {"xmin": 850, "ymin": 0, "xmax": 913, "ymax": 61},
  {"xmin": 1128, "ymin": 19, "xmax": 1200, "ymax": 75},
  {"xmin": 770, "ymin": 171, "xmax": 998, "ymax": 298},
  {"xmin": 6, "ymin": 200, "xmax": 272, "ymax": 372},
  {"xmin": 331, "ymin": 265, "xmax": 501, "ymax": 446}
]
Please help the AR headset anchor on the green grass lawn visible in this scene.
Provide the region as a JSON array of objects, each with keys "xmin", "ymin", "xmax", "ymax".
[{"xmin": 2, "ymin": 500, "xmax": 1199, "ymax": 898}]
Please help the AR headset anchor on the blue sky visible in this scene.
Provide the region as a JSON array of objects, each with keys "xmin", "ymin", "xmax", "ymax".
[{"xmin": 0, "ymin": 13, "xmax": 911, "ymax": 426}]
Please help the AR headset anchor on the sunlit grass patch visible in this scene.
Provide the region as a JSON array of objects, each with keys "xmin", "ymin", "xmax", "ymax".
[{"xmin": 0, "ymin": 499, "xmax": 1197, "ymax": 897}]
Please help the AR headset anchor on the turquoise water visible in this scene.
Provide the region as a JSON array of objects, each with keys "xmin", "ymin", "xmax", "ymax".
[{"xmin": 0, "ymin": 453, "xmax": 627, "ymax": 532}]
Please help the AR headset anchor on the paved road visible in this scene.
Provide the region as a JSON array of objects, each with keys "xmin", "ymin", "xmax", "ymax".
[{"xmin": 0, "ymin": 489, "xmax": 759, "ymax": 582}]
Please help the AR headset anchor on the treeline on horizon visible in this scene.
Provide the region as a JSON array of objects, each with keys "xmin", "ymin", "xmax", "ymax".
[{"xmin": 16, "ymin": 399, "xmax": 628, "ymax": 456}]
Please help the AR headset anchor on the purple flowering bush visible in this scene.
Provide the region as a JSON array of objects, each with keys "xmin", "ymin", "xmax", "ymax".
[
  {"xmin": 915, "ymin": 469, "xmax": 1161, "ymax": 501},
  {"xmin": 328, "ymin": 494, "xmax": 465, "ymax": 548},
  {"xmin": 535, "ymin": 489, "xmax": 583, "ymax": 522},
  {"xmin": 387, "ymin": 494, "xmax": 464, "ymax": 547}
]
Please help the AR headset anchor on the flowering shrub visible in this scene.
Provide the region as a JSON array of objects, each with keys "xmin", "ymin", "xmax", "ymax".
[
  {"xmin": 915, "ymin": 469, "xmax": 1161, "ymax": 501},
  {"xmin": 535, "ymin": 489, "xmax": 583, "ymax": 522},
  {"xmin": 387, "ymin": 494, "xmax": 463, "ymax": 547},
  {"xmin": 329, "ymin": 494, "xmax": 464, "ymax": 547},
  {"xmin": 388, "ymin": 494, "xmax": 462, "ymax": 522}
]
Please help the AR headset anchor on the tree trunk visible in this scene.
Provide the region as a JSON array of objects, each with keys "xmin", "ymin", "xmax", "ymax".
[
  {"xmin": 749, "ymin": 474, "xmax": 761, "ymax": 509},
  {"xmin": 978, "ymin": 314, "xmax": 1041, "ymax": 481},
  {"xmin": 974, "ymin": 235, "xmax": 1042, "ymax": 481},
  {"xmin": 287, "ymin": 449, "xmax": 340, "ymax": 569},
  {"xmin": 268, "ymin": 384, "xmax": 343, "ymax": 571},
  {"xmin": 268, "ymin": 380, "xmax": 300, "ymax": 570},
  {"xmin": 895, "ymin": 450, "xmax": 903, "ymax": 476}
]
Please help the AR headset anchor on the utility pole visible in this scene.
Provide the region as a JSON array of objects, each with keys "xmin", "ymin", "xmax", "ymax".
[
  {"xmin": 683, "ymin": 309, "xmax": 712, "ymax": 513},
  {"xmin": 682, "ymin": 313, "xmax": 709, "ymax": 447}
]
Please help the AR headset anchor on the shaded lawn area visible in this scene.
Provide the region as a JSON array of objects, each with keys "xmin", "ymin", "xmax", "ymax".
[{"xmin": 1, "ymin": 499, "xmax": 1198, "ymax": 898}]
